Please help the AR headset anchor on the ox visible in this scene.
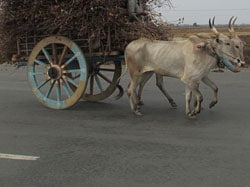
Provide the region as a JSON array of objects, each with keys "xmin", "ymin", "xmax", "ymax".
[
  {"xmin": 134, "ymin": 17, "xmax": 246, "ymax": 111},
  {"xmin": 125, "ymin": 18, "xmax": 244, "ymax": 118}
]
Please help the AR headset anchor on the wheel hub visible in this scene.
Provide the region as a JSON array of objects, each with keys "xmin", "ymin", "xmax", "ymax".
[{"xmin": 48, "ymin": 65, "xmax": 62, "ymax": 80}]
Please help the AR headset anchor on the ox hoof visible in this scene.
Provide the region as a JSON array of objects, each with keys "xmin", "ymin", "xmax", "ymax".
[
  {"xmin": 138, "ymin": 100, "xmax": 144, "ymax": 106},
  {"xmin": 171, "ymin": 102, "xmax": 177, "ymax": 108},
  {"xmin": 134, "ymin": 110, "xmax": 143, "ymax": 116},
  {"xmin": 187, "ymin": 113, "xmax": 197, "ymax": 119},
  {"xmin": 209, "ymin": 101, "xmax": 217, "ymax": 108},
  {"xmin": 187, "ymin": 110, "xmax": 198, "ymax": 118},
  {"xmin": 192, "ymin": 108, "xmax": 201, "ymax": 114}
]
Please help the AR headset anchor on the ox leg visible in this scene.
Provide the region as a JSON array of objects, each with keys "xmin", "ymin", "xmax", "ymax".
[
  {"xmin": 127, "ymin": 80, "xmax": 138, "ymax": 114},
  {"xmin": 202, "ymin": 76, "xmax": 218, "ymax": 108},
  {"xmin": 193, "ymin": 84, "xmax": 200, "ymax": 108},
  {"xmin": 191, "ymin": 85, "xmax": 203, "ymax": 116},
  {"xmin": 185, "ymin": 84, "xmax": 203, "ymax": 118},
  {"xmin": 185, "ymin": 86, "xmax": 192, "ymax": 116},
  {"xmin": 137, "ymin": 72, "xmax": 154, "ymax": 105},
  {"xmin": 127, "ymin": 76, "xmax": 142, "ymax": 116},
  {"xmin": 156, "ymin": 74, "xmax": 177, "ymax": 108}
]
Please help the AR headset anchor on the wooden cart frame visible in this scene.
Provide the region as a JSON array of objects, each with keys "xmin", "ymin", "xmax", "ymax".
[{"xmin": 17, "ymin": 32, "xmax": 125, "ymax": 109}]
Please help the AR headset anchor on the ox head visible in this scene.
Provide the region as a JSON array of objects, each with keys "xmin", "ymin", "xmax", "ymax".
[
  {"xmin": 228, "ymin": 16, "xmax": 246, "ymax": 66},
  {"xmin": 208, "ymin": 17, "xmax": 244, "ymax": 72}
]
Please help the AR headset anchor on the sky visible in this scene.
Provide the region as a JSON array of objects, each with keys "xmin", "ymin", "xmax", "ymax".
[{"xmin": 157, "ymin": 0, "xmax": 250, "ymax": 25}]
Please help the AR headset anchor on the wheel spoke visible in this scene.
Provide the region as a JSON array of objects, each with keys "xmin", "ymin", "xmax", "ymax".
[
  {"xmin": 63, "ymin": 69, "xmax": 81, "ymax": 74},
  {"xmin": 58, "ymin": 45, "xmax": 68, "ymax": 66},
  {"xmin": 95, "ymin": 75, "xmax": 104, "ymax": 92},
  {"xmin": 99, "ymin": 68, "xmax": 116, "ymax": 72},
  {"xmin": 52, "ymin": 43, "xmax": 58, "ymax": 65},
  {"xmin": 37, "ymin": 78, "xmax": 51, "ymax": 89},
  {"xmin": 97, "ymin": 72, "xmax": 112, "ymax": 84},
  {"xmin": 42, "ymin": 48, "xmax": 53, "ymax": 65},
  {"xmin": 96, "ymin": 61, "xmax": 105, "ymax": 67},
  {"xmin": 72, "ymin": 74, "xmax": 80, "ymax": 80},
  {"xmin": 35, "ymin": 59, "xmax": 47, "ymax": 66},
  {"xmin": 61, "ymin": 55, "xmax": 77, "ymax": 68},
  {"xmin": 62, "ymin": 77, "xmax": 74, "ymax": 98},
  {"xmin": 89, "ymin": 75, "xmax": 94, "ymax": 95},
  {"xmin": 45, "ymin": 80, "xmax": 56, "ymax": 99},
  {"xmin": 65, "ymin": 76, "xmax": 79, "ymax": 88},
  {"xmin": 56, "ymin": 80, "xmax": 62, "ymax": 101}
]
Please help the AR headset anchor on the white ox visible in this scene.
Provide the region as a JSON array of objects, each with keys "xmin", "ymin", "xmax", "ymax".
[
  {"xmin": 125, "ymin": 18, "xmax": 245, "ymax": 117},
  {"xmin": 135, "ymin": 17, "xmax": 245, "ymax": 112}
]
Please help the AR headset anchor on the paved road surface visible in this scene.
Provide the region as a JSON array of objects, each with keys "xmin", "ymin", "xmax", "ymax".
[{"xmin": 0, "ymin": 66, "xmax": 250, "ymax": 187}]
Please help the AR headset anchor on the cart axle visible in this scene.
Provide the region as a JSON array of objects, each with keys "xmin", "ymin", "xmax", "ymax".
[{"xmin": 48, "ymin": 65, "xmax": 62, "ymax": 80}]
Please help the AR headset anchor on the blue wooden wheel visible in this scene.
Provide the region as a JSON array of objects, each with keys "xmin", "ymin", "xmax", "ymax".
[{"xmin": 27, "ymin": 36, "xmax": 88, "ymax": 109}]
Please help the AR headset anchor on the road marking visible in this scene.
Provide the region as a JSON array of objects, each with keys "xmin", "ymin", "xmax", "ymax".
[{"xmin": 0, "ymin": 153, "xmax": 39, "ymax": 161}]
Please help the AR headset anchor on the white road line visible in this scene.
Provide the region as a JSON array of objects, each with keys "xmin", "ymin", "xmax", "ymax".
[{"xmin": 0, "ymin": 153, "xmax": 40, "ymax": 161}]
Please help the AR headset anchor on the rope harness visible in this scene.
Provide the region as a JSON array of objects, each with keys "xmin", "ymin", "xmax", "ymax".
[{"xmin": 196, "ymin": 42, "xmax": 240, "ymax": 72}]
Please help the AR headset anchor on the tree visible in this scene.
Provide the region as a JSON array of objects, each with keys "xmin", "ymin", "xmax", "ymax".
[{"xmin": 193, "ymin": 22, "xmax": 198, "ymax": 27}]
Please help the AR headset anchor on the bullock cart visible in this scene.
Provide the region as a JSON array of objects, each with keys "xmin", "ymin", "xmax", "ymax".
[
  {"xmin": 10, "ymin": 1, "xmax": 171, "ymax": 110},
  {"xmin": 17, "ymin": 32, "xmax": 126, "ymax": 109}
]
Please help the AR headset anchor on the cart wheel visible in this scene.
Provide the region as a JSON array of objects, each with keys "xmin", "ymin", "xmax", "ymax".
[
  {"xmin": 27, "ymin": 36, "xmax": 88, "ymax": 109},
  {"xmin": 82, "ymin": 61, "xmax": 122, "ymax": 101}
]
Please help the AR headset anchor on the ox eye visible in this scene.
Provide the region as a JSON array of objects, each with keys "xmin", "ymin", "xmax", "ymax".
[
  {"xmin": 235, "ymin": 45, "xmax": 239, "ymax": 48},
  {"xmin": 226, "ymin": 43, "xmax": 230, "ymax": 45}
]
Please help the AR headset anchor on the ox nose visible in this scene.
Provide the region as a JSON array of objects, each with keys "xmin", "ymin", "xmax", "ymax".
[{"xmin": 236, "ymin": 58, "xmax": 246, "ymax": 67}]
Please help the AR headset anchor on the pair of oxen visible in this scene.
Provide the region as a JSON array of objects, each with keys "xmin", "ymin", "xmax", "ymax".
[{"xmin": 125, "ymin": 17, "xmax": 246, "ymax": 118}]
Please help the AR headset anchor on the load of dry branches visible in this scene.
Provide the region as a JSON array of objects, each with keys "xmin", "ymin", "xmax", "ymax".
[{"xmin": 0, "ymin": 0, "xmax": 172, "ymax": 60}]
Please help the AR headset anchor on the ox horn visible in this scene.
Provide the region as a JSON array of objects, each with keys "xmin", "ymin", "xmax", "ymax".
[
  {"xmin": 209, "ymin": 16, "xmax": 219, "ymax": 35},
  {"xmin": 229, "ymin": 16, "xmax": 237, "ymax": 37}
]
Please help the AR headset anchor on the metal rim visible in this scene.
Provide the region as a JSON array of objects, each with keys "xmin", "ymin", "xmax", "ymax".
[
  {"xmin": 82, "ymin": 61, "xmax": 122, "ymax": 101},
  {"xmin": 27, "ymin": 36, "xmax": 88, "ymax": 109}
]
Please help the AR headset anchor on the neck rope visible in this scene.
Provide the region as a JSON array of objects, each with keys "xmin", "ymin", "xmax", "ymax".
[{"xmin": 196, "ymin": 41, "xmax": 237, "ymax": 72}]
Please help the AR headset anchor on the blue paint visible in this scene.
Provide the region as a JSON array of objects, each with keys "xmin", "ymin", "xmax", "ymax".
[
  {"xmin": 71, "ymin": 42, "xmax": 87, "ymax": 82},
  {"xmin": 220, "ymin": 58, "xmax": 236, "ymax": 72},
  {"xmin": 42, "ymin": 48, "xmax": 52, "ymax": 63},
  {"xmin": 67, "ymin": 77, "xmax": 79, "ymax": 87},
  {"xmin": 34, "ymin": 59, "xmax": 46, "ymax": 66},
  {"xmin": 56, "ymin": 83, "xmax": 62, "ymax": 102},
  {"xmin": 199, "ymin": 42, "xmax": 206, "ymax": 48},
  {"xmin": 62, "ymin": 79, "xmax": 73, "ymax": 97},
  {"xmin": 64, "ymin": 54, "xmax": 77, "ymax": 67}
]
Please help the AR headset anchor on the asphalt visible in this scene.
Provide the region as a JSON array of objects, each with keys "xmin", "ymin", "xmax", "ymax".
[{"xmin": 0, "ymin": 65, "xmax": 250, "ymax": 187}]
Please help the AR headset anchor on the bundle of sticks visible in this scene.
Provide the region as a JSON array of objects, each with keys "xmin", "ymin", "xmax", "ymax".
[{"xmin": 0, "ymin": 0, "xmax": 172, "ymax": 59}]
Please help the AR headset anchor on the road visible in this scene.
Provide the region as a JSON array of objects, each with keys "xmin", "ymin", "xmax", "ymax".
[{"xmin": 0, "ymin": 65, "xmax": 250, "ymax": 187}]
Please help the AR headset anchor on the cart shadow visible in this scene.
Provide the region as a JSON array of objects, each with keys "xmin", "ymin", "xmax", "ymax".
[{"xmin": 72, "ymin": 100, "xmax": 123, "ymax": 112}]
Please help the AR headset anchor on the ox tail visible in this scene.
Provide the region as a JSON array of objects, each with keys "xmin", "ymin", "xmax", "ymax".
[
  {"xmin": 114, "ymin": 54, "xmax": 128, "ymax": 100},
  {"xmin": 117, "ymin": 52, "xmax": 129, "ymax": 82},
  {"xmin": 117, "ymin": 62, "xmax": 128, "ymax": 82}
]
